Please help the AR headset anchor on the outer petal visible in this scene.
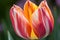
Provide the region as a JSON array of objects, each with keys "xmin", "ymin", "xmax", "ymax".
[
  {"xmin": 10, "ymin": 5, "xmax": 31, "ymax": 39},
  {"xmin": 39, "ymin": 1, "xmax": 54, "ymax": 29},
  {"xmin": 31, "ymin": 1, "xmax": 54, "ymax": 39},
  {"xmin": 31, "ymin": 8, "xmax": 46, "ymax": 38}
]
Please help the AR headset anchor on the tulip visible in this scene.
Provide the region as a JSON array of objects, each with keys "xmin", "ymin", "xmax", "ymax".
[{"xmin": 10, "ymin": 0, "xmax": 54, "ymax": 39}]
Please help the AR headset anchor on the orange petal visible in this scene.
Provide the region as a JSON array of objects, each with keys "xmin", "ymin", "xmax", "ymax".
[
  {"xmin": 24, "ymin": 0, "xmax": 38, "ymax": 21},
  {"xmin": 24, "ymin": 0, "xmax": 38, "ymax": 39}
]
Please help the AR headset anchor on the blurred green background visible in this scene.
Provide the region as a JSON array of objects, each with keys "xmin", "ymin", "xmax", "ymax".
[{"xmin": 0, "ymin": 0, "xmax": 60, "ymax": 40}]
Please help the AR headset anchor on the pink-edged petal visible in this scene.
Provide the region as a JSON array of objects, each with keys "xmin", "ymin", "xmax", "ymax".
[
  {"xmin": 31, "ymin": 8, "xmax": 46, "ymax": 38},
  {"xmin": 39, "ymin": 1, "xmax": 54, "ymax": 29},
  {"xmin": 10, "ymin": 5, "xmax": 31, "ymax": 39}
]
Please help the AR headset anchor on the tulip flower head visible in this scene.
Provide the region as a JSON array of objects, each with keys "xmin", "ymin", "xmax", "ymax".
[{"xmin": 10, "ymin": 0, "xmax": 54, "ymax": 39}]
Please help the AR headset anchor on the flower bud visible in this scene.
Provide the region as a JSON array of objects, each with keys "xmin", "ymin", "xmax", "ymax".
[{"xmin": 10, "ymin": 0, "xmax": 54, "ymax": 39}]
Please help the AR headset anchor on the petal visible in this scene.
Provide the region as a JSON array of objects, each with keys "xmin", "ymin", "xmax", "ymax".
[
  {"xmin": 31, "ymin": 1, "xmax": 54, "ymax": 38},
  {"xmin": 10, "ymin": 5, "xmax": 31, "ymax": 39},
  {"xmin": 24, "ymin": 0, "xmax": 38, "ymax": 21},
  {"xmin": 39, "ymin": 1, "xmax": 54, "ymax": 28},
  {"xmin": 24, "ymin": 0, "xmax": 38, "ymax": 39},
  {"xmin": 39, "ymin": 1, "xmax": 54, "ymax": 34},
  {"xmin": 31, "ymin": 8, "xmax": 46, "ymax": 38}
]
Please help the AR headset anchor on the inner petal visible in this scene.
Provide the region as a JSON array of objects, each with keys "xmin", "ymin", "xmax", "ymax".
[
  {"xmin": 24, "ymin": 0, "xmax": 38, "ymax": 39},
  {"xmin": 24, "ymin": 0, "xmax": 38, "ymax": 21}
]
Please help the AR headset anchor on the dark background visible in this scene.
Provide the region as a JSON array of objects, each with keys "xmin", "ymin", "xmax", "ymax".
[{"xmin": 0, "ymin": 0, "xmax": 60, "ymax": 40}]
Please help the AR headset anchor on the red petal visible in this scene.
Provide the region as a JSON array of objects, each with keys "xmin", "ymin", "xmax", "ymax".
[{"xmin": 10, "ymin": 5, "xmax": 31, "ymax": 39}]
